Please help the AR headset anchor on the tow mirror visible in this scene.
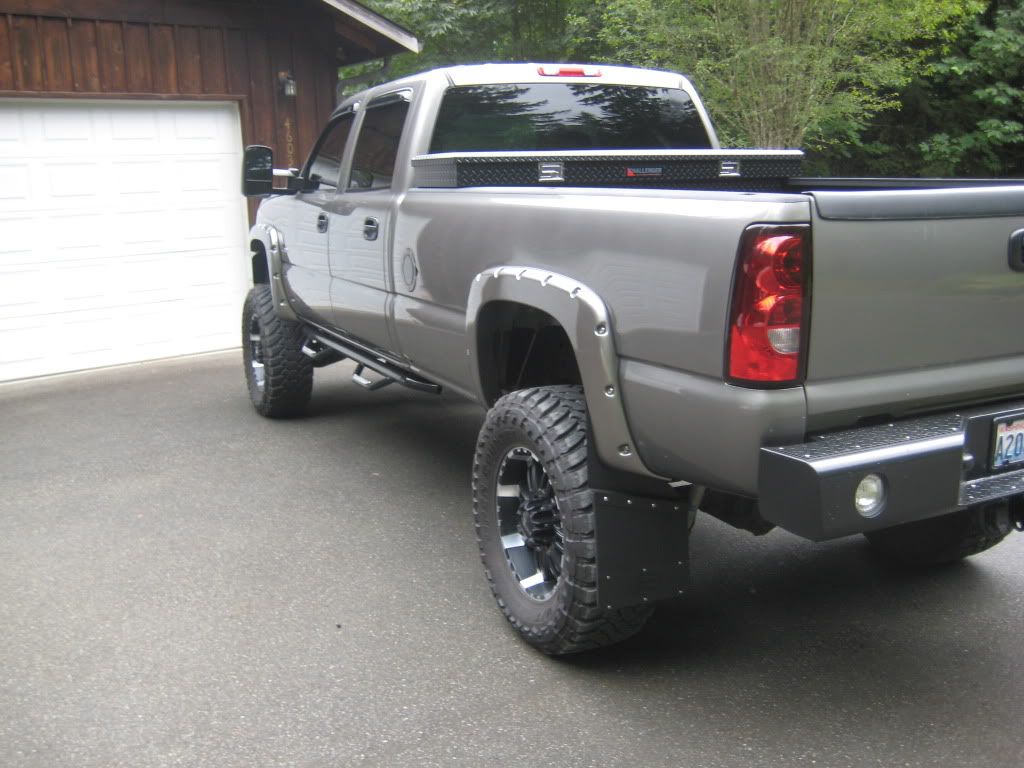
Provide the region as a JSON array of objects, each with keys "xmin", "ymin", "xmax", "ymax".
[{"xmin": 242, "ymin": 145, "xmax": 274, "ymax": 197}]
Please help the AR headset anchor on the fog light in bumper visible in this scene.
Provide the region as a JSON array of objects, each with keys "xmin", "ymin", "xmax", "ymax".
[{"xmin": 854, "ymin": 474, "xmax": 886, "ymax": 518}]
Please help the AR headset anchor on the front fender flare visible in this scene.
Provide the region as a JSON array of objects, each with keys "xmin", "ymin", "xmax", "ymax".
[
  {"xmin": 466, "ymin": 266, "xmax": 660, "ymax": 479},
  {"xmin": 249, "ymin": 223, "xmax": 297, "ymax": 321}
]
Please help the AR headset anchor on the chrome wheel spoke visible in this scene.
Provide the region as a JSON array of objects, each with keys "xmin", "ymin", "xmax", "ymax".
[
  {"xmin": 248, "ymin": 316, "xmax": 266, "ymax": 390},
  {"xmin": 519, "ymin": 570, "xmax": 546, "ymax": 591},
  {"xmin": 495, "ymin": 446, "xmax": 564, "ymax": 602},
  {"xmin": 496, "ymin": 483, "xmax": 521, "ymax": 499}
]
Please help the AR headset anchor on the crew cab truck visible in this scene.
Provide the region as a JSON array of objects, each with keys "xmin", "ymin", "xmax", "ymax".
[{"xmin": 240, "ymin": 63, "xmax": 1024, "ymax": 654}]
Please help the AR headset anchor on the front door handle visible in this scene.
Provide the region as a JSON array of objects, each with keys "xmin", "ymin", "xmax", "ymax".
[
  {"xmin": 363, "ymin": 217, "xmax": 379, "ymax": 241},
  {"xmin": 1010, "ymin": 228, "xmax": 1024, "ymax": 272},
  {"xmin": 316, "ymin": 213, "xmax": 328, "ymax": 233}
]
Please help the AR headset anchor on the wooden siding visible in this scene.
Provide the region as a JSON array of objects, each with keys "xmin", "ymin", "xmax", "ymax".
[{"xmin": 0, "ymin": 0, "xmax": 399, "ymax": 176}]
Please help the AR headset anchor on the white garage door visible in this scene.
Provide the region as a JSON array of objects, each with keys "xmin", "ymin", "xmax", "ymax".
[{"xmin": 0, "ymin": 100, "xmax": 250, "ymax": 382}]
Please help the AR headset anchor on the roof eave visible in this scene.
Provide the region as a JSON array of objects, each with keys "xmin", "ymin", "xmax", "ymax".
[{"xmin": 319, "ymin": 0, "xmax": 420, "ymax": 54}]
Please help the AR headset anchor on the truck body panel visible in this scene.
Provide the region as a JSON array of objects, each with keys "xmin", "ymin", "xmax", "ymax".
[
  {"xmin": 805, "ymin": 188, "xmax": 1024, "ymax": 386},
  {"xmin": 245, "ymin": 61, "xmax": 1024, "ymax": 534}
]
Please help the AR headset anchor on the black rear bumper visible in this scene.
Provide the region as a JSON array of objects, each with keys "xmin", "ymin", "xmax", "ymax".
[{"xmin": 759, "ymin": 401, "xmax": 1024, "ymax": 540}]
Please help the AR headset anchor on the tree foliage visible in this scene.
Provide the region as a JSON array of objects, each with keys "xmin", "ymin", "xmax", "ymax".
[
  {"xmin": 361, "ymin": 0, "xmax": 1023, "ymax": 176},
  {"xmin": 584, "ymin": 0, "xmax": 978, "ymax": 151}
]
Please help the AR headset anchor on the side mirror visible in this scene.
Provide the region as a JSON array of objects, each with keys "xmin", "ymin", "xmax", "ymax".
[{"xmin": 242, "ymin": 145, "xmax": 273, "ymax": 197}]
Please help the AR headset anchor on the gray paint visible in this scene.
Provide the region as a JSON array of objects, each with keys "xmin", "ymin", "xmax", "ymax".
[
  {"xmin": 619, "ymin": 361, "xmax": 807, "ymax": 494},
  {"xmin": 811, "ymin": 184, "xmax": 1024, "ymax": 220},
  {"xmin": 805, "ymin": 201, "xmax": 1024, "ymax": 383},
  {"xmin": 391, "ymin": 186, "xmax": 809, "ymax": 380},
  {"xmin": 252, "ymin": 62, "xmax": 1024, "ymax": 499}
]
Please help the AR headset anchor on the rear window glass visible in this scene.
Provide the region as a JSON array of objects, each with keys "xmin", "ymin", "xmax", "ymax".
[{"xmin": 429, "ymin": 83, "xmax": 712, "ymax": 153}]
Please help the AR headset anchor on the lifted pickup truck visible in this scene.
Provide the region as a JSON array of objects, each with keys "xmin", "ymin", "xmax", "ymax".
[{"xmin": 240, "ymin": 63, "xmax": 1024, "ymax": 654}]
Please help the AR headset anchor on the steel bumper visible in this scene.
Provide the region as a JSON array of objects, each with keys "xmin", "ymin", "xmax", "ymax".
[{"xmin": 759, "ymin": 401, "xmax": 1024, "ymax": 541}]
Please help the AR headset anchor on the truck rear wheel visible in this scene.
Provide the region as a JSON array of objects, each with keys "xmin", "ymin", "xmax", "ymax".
[
  {"xmin": 242, "ymin": 285, "xmax": 313, "ymax": 418},
  {"xmin": 863, "ymin": 500, "xmax": 1013, "ymax": 566},
  {"xmin": 472, "ymin": 385, "xmax": 653, "ymax": 655}
]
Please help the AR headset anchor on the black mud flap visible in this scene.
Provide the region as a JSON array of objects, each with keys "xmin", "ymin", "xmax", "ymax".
[{"xmin": 592, "ymin": 490, "xmax": 690, "ymax": 610}]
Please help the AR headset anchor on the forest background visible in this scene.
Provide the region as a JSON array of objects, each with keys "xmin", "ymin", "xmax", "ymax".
[{"xmin": 356, "ymin": 0, "xmax": 1024, "ymax": 176}]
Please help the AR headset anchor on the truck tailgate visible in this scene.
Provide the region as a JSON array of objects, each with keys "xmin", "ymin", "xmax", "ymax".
[{"xmin": 804, "ymin": 186, "xmax": 1024, "ymax": 424}]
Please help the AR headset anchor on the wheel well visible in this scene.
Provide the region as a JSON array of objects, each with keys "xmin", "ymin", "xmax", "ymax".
[
  {"xmin": 476, "ymin": 301, "xmax": 581, "ymax": 405},
  {"xmin": 251, "ymin": 240, "xmax": 269, "ymax": 284}
]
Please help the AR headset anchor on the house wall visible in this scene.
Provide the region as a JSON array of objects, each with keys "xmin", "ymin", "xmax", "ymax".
[{"xmin": 0, "ymin": 0, "xmax": 355, "ymax": 171}]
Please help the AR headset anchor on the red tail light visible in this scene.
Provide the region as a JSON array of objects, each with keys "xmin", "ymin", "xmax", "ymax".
[{"xmin": 727, "ymin": 225, "xmax": 810, "ymax": 385}]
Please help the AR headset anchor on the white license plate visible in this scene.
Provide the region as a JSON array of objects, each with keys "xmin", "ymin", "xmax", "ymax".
[{"xmin": 992, "ymin": 417, "xmax": 1024, "ymax": 469}]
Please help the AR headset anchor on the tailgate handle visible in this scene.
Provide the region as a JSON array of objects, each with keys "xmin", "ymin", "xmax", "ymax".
[
  {"xmin": 316, "ymin": 213, "xmax": 328, "ymax": 233},
  {"xmin": 1010, "ymin": 229, "xmax": 1024, "ymax": 272},
  {"xmin": 363, "ymin": 217, "xmax": 379, "ymax": 241}
]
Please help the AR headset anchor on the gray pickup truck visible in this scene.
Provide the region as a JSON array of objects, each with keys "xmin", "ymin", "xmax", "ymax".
[{"xmin": 240, "ymin": 63, "xmax": 1024, "ymax": 654}]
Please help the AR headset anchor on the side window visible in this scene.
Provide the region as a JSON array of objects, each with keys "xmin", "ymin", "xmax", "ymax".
[
  {"xmin": 306, "ymin": 113, "xmax": 354, "ymax": 189},
  {"xmin": 348, "ymin": 96, "xmax": 410, "ymax": 191}
]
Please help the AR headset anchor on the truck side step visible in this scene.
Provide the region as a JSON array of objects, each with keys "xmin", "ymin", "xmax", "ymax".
[
  {"xmin": 352, "ymin": 364, "xmax": 393, "ymax": 391},
  {"xmin": 301, "ymin": 339, "xmax": 345, "ymax": 368},
  {"xmin": 310, "ymin": 331, "xmax": 442, "ymax": 395}
]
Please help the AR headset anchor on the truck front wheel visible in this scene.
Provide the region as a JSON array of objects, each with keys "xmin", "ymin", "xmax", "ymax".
[
  {"xmin": 863, "ymin": 500, "xmax": 1014, "ymax": 565},
  {"xmin": 472, "ymin": 385, "xmax": 653, "ymax": 654},
  {"xmin": 242, "ymin": 285, "xmax": 313, "ymax": 418}
]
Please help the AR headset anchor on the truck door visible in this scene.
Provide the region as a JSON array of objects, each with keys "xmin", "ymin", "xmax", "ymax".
[
  {"xmin": 329, "ymin": 91, "xmax": 412, "ymax": 352},
  {"xmin": 284, "ymin": 112, "xmax": 354, "ymax": 325}
]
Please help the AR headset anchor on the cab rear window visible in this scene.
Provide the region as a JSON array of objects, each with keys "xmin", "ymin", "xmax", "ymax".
[{"xmin": 429, "ymin": 83, "xmax": 712, "ymax": 153}]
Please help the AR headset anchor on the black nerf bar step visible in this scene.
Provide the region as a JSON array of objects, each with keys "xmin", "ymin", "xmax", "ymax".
[{"xmin": 309, "ymin": 332, "xmax": 442, "ymax": 395}]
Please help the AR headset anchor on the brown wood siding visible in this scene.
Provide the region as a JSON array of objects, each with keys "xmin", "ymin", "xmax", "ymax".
[
  {"xmin": 123, "ymin": 23, "xmax": 152, "ymax": 92},
  {"xmin": 0, "ymin": 0, "xmax": 385, "ymax": 205},
  {"xmin": 0, "ymin": 18, "xmax": 13, "ymax": 89},
  {"xmin": 148, "ymin": 24, "xmax": 177, "ymax": 93},
  {"xmin": 68, "ymin": 18, "xmax": 99, "ymax": 91},
  {"xmin": 40, "ymin": 17, "xmax": 72, "ymax": 91},
  {"xmin": 95, "ymin": 21, "xmax": 126, "ymax": 92},
  {"xmin": 11, "ymin": 15, "xmax": 42, "ymax": 90}
]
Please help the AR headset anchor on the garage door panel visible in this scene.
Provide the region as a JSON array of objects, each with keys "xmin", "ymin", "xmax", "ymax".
[
  {"xmin": 50, "ymin": 213, "xmax": 105, "ymax": 258},
  {"xmin": 45, "ymin": 162, "xmax": 101, "ymax": 199},
  {"xmin": 110, "ymin": 109, "xmax": 160, "ymax": 142},
  {"xmin": 0, "ymin": 216, "xmax": 37, "ymax": 264},
  {"xmin": 0, "ymin": 112, "xmax": 22, "ymax": 143},
  {"xmin": 0, "ymin": 266, "xmax": 44, "ymax": 319},
  {"xmin": 0, "ymin": 100, "xmax": 248, "ymax": 381},
  {"xmin": 0, "ymin": 164, "xmax": 30, "ymax": 200},
  {"xmin": 42, "ymin": 109, "xmax": 93, "ymax": 142}
]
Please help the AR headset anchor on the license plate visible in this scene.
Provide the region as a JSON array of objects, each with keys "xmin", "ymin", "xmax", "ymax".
[{"xmin": 992, "ymin": 416, "xmax": 1024, "ymax": 470}]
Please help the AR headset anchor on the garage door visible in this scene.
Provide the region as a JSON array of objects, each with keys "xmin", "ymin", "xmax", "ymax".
[{"xmin": 0, "ymin": 100, "xmax": 250, "ymax": 382}]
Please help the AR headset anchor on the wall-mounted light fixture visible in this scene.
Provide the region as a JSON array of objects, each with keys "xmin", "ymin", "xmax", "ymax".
[{"xmin": 277, "ymin": 71, "xmax": 297, "ymax": 98}]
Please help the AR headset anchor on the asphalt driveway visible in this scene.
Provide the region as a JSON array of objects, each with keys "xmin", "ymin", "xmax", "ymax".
[{"xmin": 1, "ymin": 351, "xmax": 1022, "ymax": 768}]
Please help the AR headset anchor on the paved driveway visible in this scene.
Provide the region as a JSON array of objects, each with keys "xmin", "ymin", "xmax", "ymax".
[{"xmin": 1, "ymin": 352, "xmax": 1022, "ymax": 768}]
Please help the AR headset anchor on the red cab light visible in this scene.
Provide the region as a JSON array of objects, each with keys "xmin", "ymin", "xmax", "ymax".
[
  {"xmin": 537, "ymin": 66, "xmax": 601, "ymax": 77},
  {"xmin": 727, "ymin": 225, "xmax": 810, "ymax": 384}
]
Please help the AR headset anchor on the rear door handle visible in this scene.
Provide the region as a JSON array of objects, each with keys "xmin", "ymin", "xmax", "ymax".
[
  {"xmin": 363, "ymin": 217, "xmax": 379, "ymax": 241},
  {"xmin": 316, "ymin": 213, "xmax": 328, "ymax": 233}
]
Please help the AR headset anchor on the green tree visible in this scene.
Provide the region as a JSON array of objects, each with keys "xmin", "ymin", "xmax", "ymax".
[
  {"xmin": 918, "ymin": 1, "xmax": 1024, "ymax": 175},
  {"xmin": 832, "ymin": 0, "xmax": 1024, "ymax": 176},
  {"xmin": 587, "ymin": 0, "xmax": 979, "ymax": 152},
  {"xmin": 361, "ymin": 0, "xmax": 580, "ymax": 76}
]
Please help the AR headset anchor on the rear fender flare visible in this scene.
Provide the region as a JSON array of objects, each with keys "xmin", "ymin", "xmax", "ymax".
[{"xmin": 466, "ymin": 266, "xmax": 660, "ymax": 479}]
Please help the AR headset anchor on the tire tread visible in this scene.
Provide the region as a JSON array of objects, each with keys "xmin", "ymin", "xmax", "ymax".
[{"xmin": 472, "ymin": 385, "xmax": 653, "ymax": 655}]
